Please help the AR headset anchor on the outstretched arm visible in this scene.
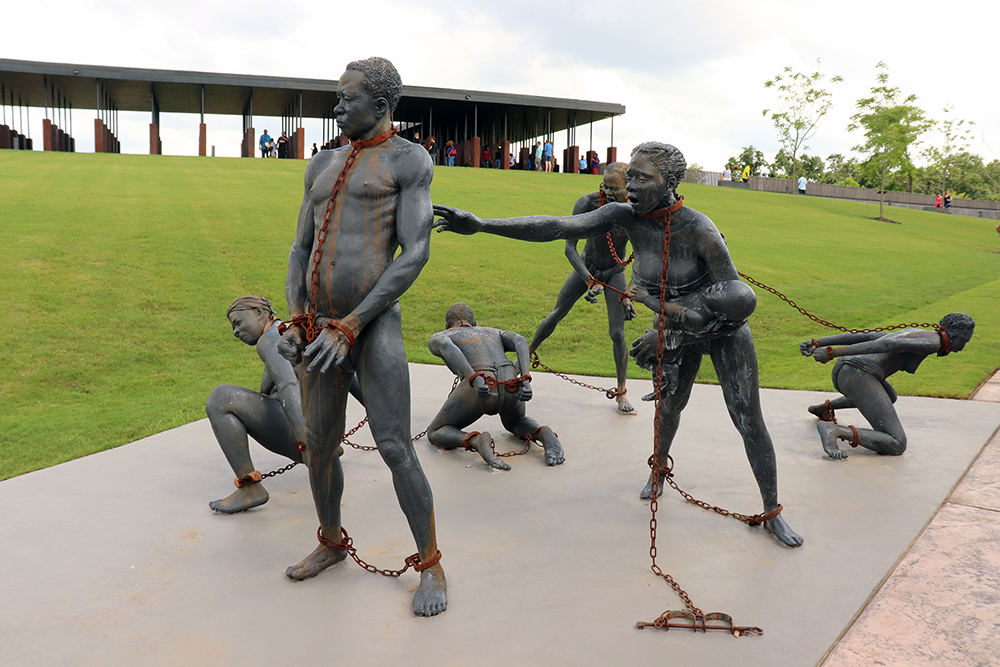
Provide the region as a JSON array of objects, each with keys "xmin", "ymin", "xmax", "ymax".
[
  {"xmin": 800, "ymin": 332, "xmax": 884, "ymax": 356},
  {"xmin": 432, "ymin": 202, "xmax": 630, "ymax": 241},
  {"xmin": 259, "ymin": 330, "xmax": 307, "ymax": 440},
  {"xmin": 808, "ymin": 330, "xmax": 938, "ymax": 363}
]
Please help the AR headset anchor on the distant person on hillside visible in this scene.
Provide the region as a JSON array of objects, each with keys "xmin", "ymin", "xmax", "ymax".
[
  {"xmin": 579, "ymin": 155, "xmax": 587, "ymax": 172},
  {"xmin": 482, "ymin": 146, "xmax": 492, "ymax": 168},
  {"xmin": 413, "ymin": 131, "xmax": 421, "ymax": 145},
  {"xmin": 446, "ymin": 140, "xmax": 457, "ymax": 167},
  {"xmin": 509, "ymin": 152, "xmax": 515, "ymax": 169},
  {"xmin": 534, "ymin": 141, "xmax": 543, "ymax": 171},
  {"xmin": 944, "ymin": 191, "xmax": 952, "ymax": 209},
  {"xmin": 935, "ymin": 193, "xmax": 942, "ymax": 208},
  {"xmin": 741, "ymin": 164, "xmax": 751, "ymax": 182},
  {"xmin": 260, "ymin": 130, "xmax": 271, "ymax": 158},
  {"xmin": 270, "ymin": 140, "xmax": 279, "ymax": 159},
  {"xmin": 426, "ymin": 136, "xmax": 437, "ymax": 165},
  {"xmin": 801, "ymin": 314, "xmax": 975, "ymax": 460},
  {"xmin": 797, "ymin": 175, "xmax": 807, "ymax": 194},
  {"xmin": 591, "ymin": 153, "xmax": 600, "ymax": 175},
  {"xmin": 312, "ymin": 143, "xmax": 319, "ymax": 156},
  {"xmin": 278, "ymin": 131, "xmax": 289, "ymax": 159},
  {"xmin": 722, "ymin": 164, "xmax": 732, "ymax": 181},
  {"xmin": 543, "ymin": 139, "xmax": 554, "ymax": 172},
  {"xmin": 494, "ymin": 145, "xmax": 502, "ymax": 169}
]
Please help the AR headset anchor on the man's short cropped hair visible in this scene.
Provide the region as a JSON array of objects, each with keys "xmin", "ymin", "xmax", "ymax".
[
  {"xmin": 346, "ymin": 57, "xmax": 402, "ymax": 113},
  {"xmin": 630, "ymin": 142, "xmax": 687, "ymax": 192},
  {"xmin": 445, "ymin": 302, "xmax": 476, "ymax": 329},
  {"xmin": 939, "ymin": 312, "xmax": 975, "ymax": 336}
]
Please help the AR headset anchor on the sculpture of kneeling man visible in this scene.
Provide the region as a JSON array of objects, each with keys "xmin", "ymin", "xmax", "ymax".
[{"xmin": 427, "ymin": 302, "xmax": 565, "ymax": 468}]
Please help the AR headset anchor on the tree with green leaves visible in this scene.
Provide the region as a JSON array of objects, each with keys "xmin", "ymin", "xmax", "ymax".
[
  {"xmin": 772, "ymin": 150, "xmax": 824, "ymax": 181},
  {"xmin": 763, "ymin": 61, "xmax": 842, "ymax": 187},
  {"xmin": 921, "ymin": 105, "xmax": 974, "ymax": 195},
  {"xmin": 726, "ymin": 145, "xmax": 767, "ymax": 179},
  {"xmin": 848, "ymin": 62, "xmax": 932, "ymax": 221}
]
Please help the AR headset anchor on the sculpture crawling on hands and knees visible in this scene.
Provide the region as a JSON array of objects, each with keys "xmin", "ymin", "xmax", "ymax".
[
  {"xmin": 427, "ymin": 302, "xmax": 565, "ymax": 469},
  {"xmin": 434, "ymin": 141, "xmax": 802, "ymax": 547},
  {"xmin": 529, "ymin": 162, "xmax": 638, "ymax": 414},
  {"xmin": 206, "ymin": 295, "xmax": 306, "ymax": 514},
  {"xmin": 801, "ymin": 313, "xmax": 975, "ymax": 460},
  {"xmin": 278, "ymin": 57, "xmax": 447, "ymax": 616}
]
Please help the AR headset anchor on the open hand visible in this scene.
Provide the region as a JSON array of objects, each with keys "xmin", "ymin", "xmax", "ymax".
[
  {"xmin": 305, "ymin": 327, "xmax": 350, "ymax": 373},
  {"xmin": 432, "ymin": 205, "xmax": 482, "ymax": 235}
]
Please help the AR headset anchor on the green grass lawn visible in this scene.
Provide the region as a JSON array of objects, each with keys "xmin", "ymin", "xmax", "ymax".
[{"xmin": 2, "ymin": 150, "xmax": 998, "ymax": 480}]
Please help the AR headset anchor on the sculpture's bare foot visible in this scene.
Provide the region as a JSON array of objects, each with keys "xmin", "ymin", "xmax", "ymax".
[
  {"xmin": 412, "ymin": 565, "xmax": 448, "ymax": 616},
  {"xmin": 763, "ymin": 514, "xmax": 804, "ymax": 548},
  {"xmin": 536, "ymin": 426, "xmax": 564, "ymax": 466},
  {"xmin": 640, "ymin": 390, "xmax": 656, "ymax": 402},
  {"xmin": 817, "ymin": 422, "xmax": 848, "ymax": 460},
  {"xmin": 639, "ymin": 472, "xmax": 665, "ymax": 500},
  {"xmin": 285, "ymin": 542, "xmax": 347, "ymax": 581},
  {"xmin": 209, "ymin": 484, "xmax": 269, "ymax": 514},
  {"xmin": 470, "ymin": 431, "xmax": 510, "ymax": 471},
  {"xmin": 807, "ymin": 403, "xmax": 826, "ymax": 419},
  {"xmin": 617, "ymin": 395, "xmax": 637, "ymax": 414}
]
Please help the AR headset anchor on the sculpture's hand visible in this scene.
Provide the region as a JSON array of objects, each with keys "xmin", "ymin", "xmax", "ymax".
[
  {"xmin": 432, "ymin": 205, "xmax": 482, "ymax": 235},
  {"xmin": 584, "ymin": 283, "xmax": 603, "ymax": 304},
  {"xmin": 622, "ymin": 298, "xmax": 637, "ymax": 321},
  {"xmin": 471, "ymin": 375, "xmax": 491, "ymax": 398},
  {"xmin": 800, "ymin": 340, "xmax": 817, "ymax": 356},
  {"xmin": 278, "ymin": 326, "xmax": 305, "ymax": 365},
  {"xmin": 812, "ymin": 347, "xmax": 833, "ymax": 363},
  {"xmin": 627, "ymin": 283, "xmax": 653, "ymax": 309},
  {"xmin": 629, "ymin": 329, "xmax": 659, "ymax": 372},
  {"xmin": 305, "ymin": 327, "xmax": 350, "ymax": 373},
  {"xmin": 517, "ymin": 380, "xmax": 533, "ymax": 402}
]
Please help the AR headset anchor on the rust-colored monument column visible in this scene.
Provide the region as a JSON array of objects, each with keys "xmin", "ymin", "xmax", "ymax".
[
  {"xmin": 199, "ymin": 123, "xmax": 207, "ymax": 156},
  {"xmin": 42, "ymin": 119, "xmax": 52, "ymax": 151},
  {"xmin": 94, "ymin": 118, "xmax": 105, "ymax": 153},
  {"xmin": 501, "ymin": 140, "xmax": 511, "ymax": 170},
  {"xmin": 149, "ymin": 124, "xmax": 160, "ymax": 155},
  {"xmin": 567, "ymin": 146, "xmax": 580, "ymax": 174},
  {"xmin": 607, "ymin": 147, "xmax": 617, "ymax": 165},
  {"xmin": 294, "ymin": 127, "xmax": 305, "ymax": 159}
]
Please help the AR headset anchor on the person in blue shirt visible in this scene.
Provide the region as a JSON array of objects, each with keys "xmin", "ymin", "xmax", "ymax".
[
  {"xmin": 259, "ymin": 130, "xmax": 271, "ymax": 158},
  {"xmin": 543, "ymin": 139, "xmax": 554, "ymax": 172}
]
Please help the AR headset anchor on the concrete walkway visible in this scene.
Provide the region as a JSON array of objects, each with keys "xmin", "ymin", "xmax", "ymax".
[{"xmin": 2, "ymin": 363, "xmax": 999, "ymax": 667}]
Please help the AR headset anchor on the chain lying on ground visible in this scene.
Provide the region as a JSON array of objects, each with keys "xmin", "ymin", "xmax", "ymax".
[
  {"xmin": 317, "ymin": 526, "xmax": 441, "ymax": 578},
  {"xmin": 530, "ymin": 352, "xmax": 623, "ymax": 400}
]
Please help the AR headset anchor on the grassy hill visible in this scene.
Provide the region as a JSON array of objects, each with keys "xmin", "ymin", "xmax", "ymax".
[{"xmin": 2, "ymin": 150, "xmax": 998, "ymax": 479}]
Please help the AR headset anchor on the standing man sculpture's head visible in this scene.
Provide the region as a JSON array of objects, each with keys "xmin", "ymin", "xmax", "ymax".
[
  {"xmin": 600, "ymin": 162, "xmax": 629, "ymax": 204},
  {"xmin": 336, "ymin": 57, "xmax": 402, "ymax": 141},
  {"xmin": 627, "ymin": 142, "xmax": 686, "ymax": 214}
]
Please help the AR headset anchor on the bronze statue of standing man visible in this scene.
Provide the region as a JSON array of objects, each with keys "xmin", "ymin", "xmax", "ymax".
[{"xmin": 278, "ymin": 57, "xmax": 447, "ymax": 616}]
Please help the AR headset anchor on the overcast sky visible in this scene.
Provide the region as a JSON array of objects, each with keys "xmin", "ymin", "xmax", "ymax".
[{"xmin": 4, "ymin": 0, "xmax": 997, "ymax": 168}]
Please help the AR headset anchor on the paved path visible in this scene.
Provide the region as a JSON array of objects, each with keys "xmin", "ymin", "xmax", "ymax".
[{"xmin": 2, "ymin": 363, "xmax": 998, "ymax": 667}]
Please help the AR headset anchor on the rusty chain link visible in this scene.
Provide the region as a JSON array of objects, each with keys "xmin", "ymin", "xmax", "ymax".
[
  {"xmin": 318, "ymin": 526, "xmax": 439, "ymax": 578},
  {"xmin": 737, "ymin": 272, "xmax": 939, "ymax": 334},
  {"xmin": 530, "ymin": 352, "xmax": 622, "ymax": 400}
]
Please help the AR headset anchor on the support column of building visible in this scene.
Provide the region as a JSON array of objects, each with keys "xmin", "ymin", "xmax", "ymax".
[
  {"xmin": 240, "ymin": 92, "xmax": 254, "ymax": 158},
  {"xmin": 93, "ymin": 81, "xmax": 120, "ymax": 153},
  {"xmin": 293, "ymin": 92, "xmax": 305, "ymax": 159},
  {"xmin": 1, "ymin": 86, "xmax": 30, "ymax": 150},
  {"xmin": 149, "ymin": 87, "xmax": 161, "ymax": 155},
  {"xmin": 42, "ymin": 82, "xmax": 75, "ymax": 152},
  {"xmin": 607, "ymin": 147, "xmax": 617, "ymax": 165},
  {"xmin": 500, "ymin": 139, "xmax": 511, "ymax": 170},
  {"xmin": 198, "ymin": 85, "xmax": 207, "ymax": 157}
]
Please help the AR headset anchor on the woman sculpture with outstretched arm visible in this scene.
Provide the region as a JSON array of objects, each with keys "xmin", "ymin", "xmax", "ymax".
[
  {"xmin": 434, "ymin": 142, "xmax": 802, "ymax": 548},
  {"xmin": 801, "ymin": 313, "xmax": 975, "ymax": 460}
]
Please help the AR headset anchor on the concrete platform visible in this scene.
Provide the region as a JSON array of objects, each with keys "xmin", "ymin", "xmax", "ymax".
[{"xmin": 2, "ymin": 363, "xmax": 999, "ymax": 667}]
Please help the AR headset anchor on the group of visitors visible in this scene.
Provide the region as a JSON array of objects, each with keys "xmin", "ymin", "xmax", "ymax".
[
  {"xmin": 722, "ymin": 163, "xmax": 752, "ymax": 183},
  {"xmin": 934, "ymin": 191, "xmax": 953, "ymax": 209},
  {"xmin": 258, "ymin": 130, "xmax": 296, "ymax": 159}
]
